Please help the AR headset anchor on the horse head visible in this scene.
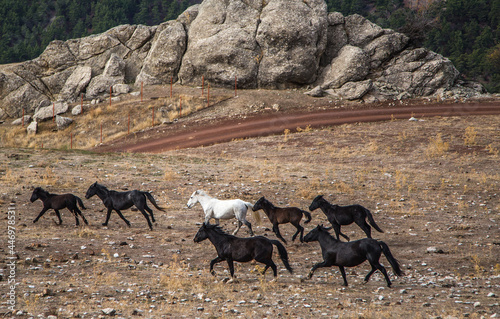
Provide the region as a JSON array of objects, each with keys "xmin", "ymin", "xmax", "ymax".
[
  {"xmin": 85, "ymin": 182, "xmax": 99, "ymax": 199},
  {"xmin": 304, "ymin": 224, "xmax": 332, "ymax": 242},
  {"xmin": 252, "ymin": 196, "xmax": 266, "ymax": 211},
  {"xmin": 187, "ymin": 190, "xmax": 206, "ymax": 208},
  {"xmin": 30, "ymin": 187, "xmax": 43, "ymax": 202},
  {"xmin": 309, "ymin": 195, "xmax": 325, "ymax": 211},
  {"xmin": 193, "ymin": 223, "xmax": 210, "ymax": 242}
]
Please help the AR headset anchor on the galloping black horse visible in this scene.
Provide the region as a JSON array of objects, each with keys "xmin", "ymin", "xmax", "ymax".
[
  {"xmin": 194, "ymin": 223, "xmax": 293, "ymax": 278},
  {"xmin": 309, "ymin": 195, "xmax": 383, "ymax": 241},
  {"xmin": 252, "ymin": 196, "xmax": 312, "ymax": 243},
  {"xmin": 304, "ymin": 225, "xmax": 403, "ymax": 287},
  {"xmin": 30, "ymin": 187, "xmax": 88, "ymax": 226},
  {"xmin": 85, "ymin": 182, "xmax": 164, "ymax": 230}
]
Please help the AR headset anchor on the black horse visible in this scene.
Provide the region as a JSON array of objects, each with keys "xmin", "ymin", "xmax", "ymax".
[
  {"xmin": 193, "ymin": 223, "xmax": 293, "ymax": 278},
  {"xmin": 85, "ymin": 182, "xmax": 164, "ymax": 230},
  {"xmin": 30, "ymin": 187, "xmax": 88, "ymax": 226},
  {"xmin": 252, "ymin": 196, "xmax": 312, "ymax": 244},
  {"xmin": 309, "ymin": 195, "xmax": 383, "ymax": 241},
  {"xmin": 304, "ymin": 225, "xmax": 403, "ymax": 287}
]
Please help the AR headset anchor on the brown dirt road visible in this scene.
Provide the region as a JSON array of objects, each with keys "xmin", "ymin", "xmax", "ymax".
[{"xmin": 96, "ymin": 101, "xmax": 500, "ymax": 153}]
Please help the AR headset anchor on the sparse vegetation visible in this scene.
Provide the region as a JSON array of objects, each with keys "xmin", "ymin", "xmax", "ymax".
[{"xmin": 1, "ymin": 94, "xmax": 499, "ymax": 318}]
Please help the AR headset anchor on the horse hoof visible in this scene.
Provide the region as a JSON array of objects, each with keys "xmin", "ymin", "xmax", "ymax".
[{"xmin": 102, "ymin": 223, "xmax": 108, "ymax": 227}]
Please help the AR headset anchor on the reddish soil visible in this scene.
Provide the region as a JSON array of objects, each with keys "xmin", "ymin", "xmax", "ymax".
[{"xmin": 96, "ymin": 97, "xmax": 500, "ymax": 153}]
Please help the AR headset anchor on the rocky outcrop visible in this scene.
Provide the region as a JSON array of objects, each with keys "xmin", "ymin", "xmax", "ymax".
[{"xmin": 0, "ymin": 0, "xmax": 487, "ymax": 120}]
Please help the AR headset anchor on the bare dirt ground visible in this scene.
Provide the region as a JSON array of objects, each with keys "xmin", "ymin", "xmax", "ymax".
[{"xmin": 1, "ymin": 87, "xmax": 500, "ymax": 318}]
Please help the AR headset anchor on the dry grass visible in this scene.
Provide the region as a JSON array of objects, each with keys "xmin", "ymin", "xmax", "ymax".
[
  {"xmin": 2, "ymin": 110, "xmax": 499, "ymax": 318},
  {"xmin": 0, "ymin": 87, "xmax": 232, "ymax": 150}
]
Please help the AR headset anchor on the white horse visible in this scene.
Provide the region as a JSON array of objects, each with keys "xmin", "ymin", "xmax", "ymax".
[{"xmin": 187, "ymin": 190, "xmax": 261, "ymax": 236}]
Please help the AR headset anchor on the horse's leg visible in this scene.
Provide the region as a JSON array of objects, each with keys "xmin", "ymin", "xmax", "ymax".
[
  {"xmin": 75, "ymin": 207, "xmax": 89, "ymax": 225},
  {"xmin": 258, "ymin": 260, "xmax": 277, "ymax": 277},
  {"xmin": 338, "ymin": 266, "xmax": 349, "ymax": 286},
  {"xmin": 33, "ymin": 207, "xmax": 50, "ymax": 223},
  {"xmin": 115, "ymin": 209, "xmax": 132, "ymax": 227},
  {"xmin": 372, "ymin": 262, "xmax": 392, "ymax": 287},
  {"xmin": 291, "ymin": 222, "xmax": 303, "ymax": 242},
  {"xmin": 356, "ymin": 219, "xmax": 372, "ymax": 238},
  {"xmin": 209, "ymin": 256, "xmax": 224, "ymax": 276},
  {"xmin": 307, "ymin": 260, "xmax": 332, "ymax": 279},
  {"xmin": 71, "ymin": 209, "xmax": 80, "ymax": 226},
  {"xmin": 54, "ymin": 209, "xmax": 63, "ymax": 225},
  {"xmin": 103, "ymin": 208, "xmax": 113, "ymax": 226},
  {"xmin": 333, "ymin": 223, "xmax": 350, "ymax": 241},
  {"xmin": 242, "ymin": 219, "xmax": 254, "ymax": 236},
  {"xmin": 363, "ymin": 266, "xmax": 377, "ymax": 283},
  {"xmin": 144, "ymin": 203, "xmax": 156, "ymax": 223},
  {"xmin": 233, "ymin": 220, "xmax": 242, "ymax": 235},
  {"xmin": 226, "ymin": 258, "xmax": 235, "ymax": 277},
  {"xmin": 137, "ymin": 207, "xmax": 153, "ymax": 230},
  {"xmin": 272, "ymin": 223, "xmax": 287, "ymax": 244}
]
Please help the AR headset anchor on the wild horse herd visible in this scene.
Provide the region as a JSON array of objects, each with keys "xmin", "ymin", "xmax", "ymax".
[{"xmin": 30, "ymin": 184, "xmax": 404, "ymax": 287}]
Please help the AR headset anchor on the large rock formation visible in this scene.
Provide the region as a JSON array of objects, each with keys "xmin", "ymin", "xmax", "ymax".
[{"xmin": 0, "ymin": 0, "xmax": 486, "ymax": 119}]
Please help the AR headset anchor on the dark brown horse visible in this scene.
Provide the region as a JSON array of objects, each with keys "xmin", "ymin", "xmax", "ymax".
[
  {"xmin": 194, "ymin": 223, "xmax": 293, "ymax": 278},
  {"xmin": 304, "ymin": 225, "xmax": 403, "ymax": 287},
  {"xmin": 252, "ymin": 196, "xmax": 311, "ymax": 243},
  {"xmin": 309, "ymin": 195, "xmax": 383, "ymax": 241},
  {"xmin": 30, "ymin": 187, "xmax": 88, "ymax": 226}
]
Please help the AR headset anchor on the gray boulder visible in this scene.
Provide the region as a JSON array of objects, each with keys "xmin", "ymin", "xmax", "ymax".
[
  {"xmin": 136, "ymin": 21, "xmax": 187, "ymax": 86},
  {"xmin": 11, "ymin": 115, "xmax": 32, "ymax": 126},
  {"xmin": 59, "ymin": 66, "xmax": 92, "ymax": 102},
  {"xmin": 373, "ymin": 48, "xmax": 459, "ymax": 97},
  {"xmin": 345, "ymin": 14, "xmax": 384, "ymax": 47},
  {"xmin": 256, "ymin": 0, "xmax": 328, "ymax": 87},
  {"xmin": 178, "ymin": 0, "xmax": 261, "ymax": 87},
  {"xmin": 86, "ymin": 54, "xmax": 126, "ymax": 99},
  {"xmin": 72, "ymin": 105, "xmax": 82, "ymax": 116},
  {"xmin": 326, "ymin": 80, "xmax": 373, "ymax": 100},
  {"xmin": 56, "ymin": 115, "xmax": 73, "ymax": 130},
  {"xmin": 27, "ymin": 121, "xmax": 37, "ymax": 135},
  {"xmin": 319, "ymin": 45, "xmax": 370, "ymax": 90},
  {"xmin": 33, "ymin": 102, "xmax": 69, "ymax": 121}
]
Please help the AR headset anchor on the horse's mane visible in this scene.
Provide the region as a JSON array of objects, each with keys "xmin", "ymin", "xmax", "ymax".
[
  {"xmin": 94, "ymin": 183, "xmax": 109, "ymax": 192},
  {"xmin": 34, "ymin": 187, "xmax": 49, "ymax": 195},
  {"xmin": 262, "ymin": 197, "xmax": 276, "ymax": 209},
  {"xmin": 315, "ymin": 225, "xmax": 337, "ymax": 240},
  {"xmin": 196, "ymin": 190, "xmax": 209, "ymax": 197}
]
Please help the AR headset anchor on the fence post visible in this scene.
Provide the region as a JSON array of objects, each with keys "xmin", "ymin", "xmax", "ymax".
[
  {"xmin": 207, "ymin": 83, "xmax": 210, "ymax": 107},
  {"xmin": 141, "ymin": 81, "xmax": 143, "ymax": 103},
  {"xmin": 152, "ymin": 106, "xmax": 155, "ymax": 127},
  {"xmin": 179, "ymin": 96, "xmax": 182, "ymax": 118},
  {"xmin": 70, "ymin": 133, "xmax": 73, "ymax": 149}
]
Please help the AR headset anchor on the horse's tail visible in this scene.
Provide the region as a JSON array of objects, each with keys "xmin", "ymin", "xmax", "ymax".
[
  {"xmin": 76, "ymin": 196, "xmax": 86, "ymax": 210},
  {"xmin": 271, "ymin": 240, "xmax": 293, "ymax": 274},
  {"xmin": 302, "ymin": 210, "xmax": 312, "ymax": 224},
  {"xmin": 365, "ymin": 207, "xmax": 383, "ymax": 233},
  {"xmin": 379, "ymin": 241, "xmax": 404, "ymax": 277},
  {"xmin": 144, "ymin": 192, "xmax": 165, "ymax": 211},
  {"xmin": 246, "ymin": 202, "xmax": 261, "ymax": 225}
]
